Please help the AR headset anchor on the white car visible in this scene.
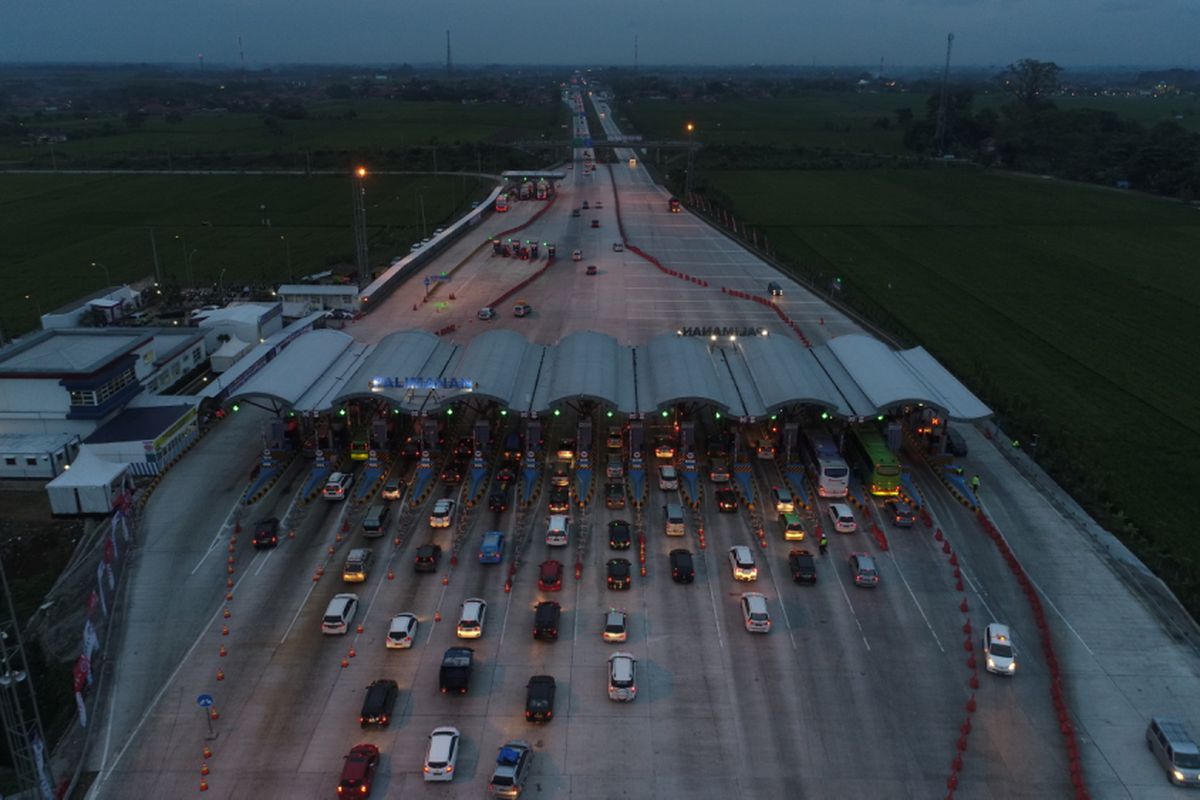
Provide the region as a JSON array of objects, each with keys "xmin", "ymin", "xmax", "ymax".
[
  {"xmin": 386, "ymin": 612, "xmax": 418, "ymax": 649},
  {"xmin": 321, "ymin": 593, "xmax": 359, "ymax": 635},
  {"xmin": 728, "ymin": 546, "xmax": 758, "ymax": 581},
  {"xmin": 602, "ymin": 609, "xmax": 628, "ymax": 643},
  {"xmin": 423, "ymin": 726, "xmax": 461, "ymax": 782},
  {"xmin": 740, "ymin": 592, "xmax": 771, "ymax": 633},
  {"xmin": 456, "ymin": 598, "xmax": 487, "ymax": 639},
  {"xmin": 323, "ymin": 471, "xmax": 354, "ymax": 500},
  {"xmin": 430, "ymin": 498, "xmax": 457, "ymax": 528},
  {"xmin": 827, "ymin": 502, "xmax": 857, "ymax": 533},
  {"xmin": 478, "ymin": 307, "xmax": 497, "ymax": 321},
  {"xmin": 771, "ymin": 486, "xmax": 795, "ymax": 514},
  {"xmin": 983, "ymin": 623, "xmax": 1018, "ymax": 675},
  {"xmin": 571, "ymin": 249, "xmax": 583, "ymax": 262},
  {"xmin": 607, "ymin": 652, "xmax": 637, "ymax": 702}
]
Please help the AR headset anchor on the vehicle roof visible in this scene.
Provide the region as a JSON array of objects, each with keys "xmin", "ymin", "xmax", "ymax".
[{"xmin": 527, "ymin": 674, "xmax": 556, "ymax": 686}]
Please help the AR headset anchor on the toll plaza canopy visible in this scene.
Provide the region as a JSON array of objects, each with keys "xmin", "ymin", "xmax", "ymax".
[
  {"xmin": 227, "ymin": 329, "xmax": 991, "ymax": 421},
  {"xmin": 500, "ymin": 170, "xmax": 568, "ymax": 180}
]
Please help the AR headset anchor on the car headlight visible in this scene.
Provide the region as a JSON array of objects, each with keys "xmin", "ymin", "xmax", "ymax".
[
  {"xmin": 1173, "ymin": 769, "xmax": 1185, "ymax": 782},
  {"xmin": 986, "ymin": 657, "xmax": 995, "ymax": 669},
  {"xmin": 1007, "ymin": 662, "xmax": 1016, "ymax": 672}
]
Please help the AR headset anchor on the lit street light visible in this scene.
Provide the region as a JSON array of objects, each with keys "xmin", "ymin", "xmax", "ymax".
[
  {"xmin": 684, "ymin": 122, "xmax": 696, "ymax": 198},
  {"xmin": 352, "ymin": 166, "xmax": 370, "ymax": 285},
  {"xmin": 92, "ymin": 260, "xmax": 111, "ymax": 289}
]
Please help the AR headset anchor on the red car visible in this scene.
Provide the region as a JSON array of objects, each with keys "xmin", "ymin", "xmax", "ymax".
[
  {"xmin": 538, "ymin": 560, "xmax": 564, "ymax": 591},
  {"xmin": 338, "ymin": 743, "xmax": 380, "ymax": 797}
]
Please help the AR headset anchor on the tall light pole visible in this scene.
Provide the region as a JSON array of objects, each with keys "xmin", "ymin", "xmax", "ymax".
[
  {"xmin": 92, "ymin": 260, "xmax": 111, "ymax": 289},
  {"xmin": 352, "ymin": 167, "xmax": 370, "ymax": 287},
  {"xmin": 218, "ymin": 268, "xmax": 227, "ymax": 296},
  {"xmin": 684, "ymin": 122, "xmax": 696, "ymax": 199},
  {"xmin": 280, "ymin": 234, "xmax": 292, "ymax": 282}
]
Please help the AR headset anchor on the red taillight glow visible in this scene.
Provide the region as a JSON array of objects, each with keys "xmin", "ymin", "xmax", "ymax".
[
  {"xmin": 358, "ymin": 716, "xmax": 364, "ymax": 723},
  {"xmin": 360, "ymin": 786, "xmax": 368, "ymax": 794}
]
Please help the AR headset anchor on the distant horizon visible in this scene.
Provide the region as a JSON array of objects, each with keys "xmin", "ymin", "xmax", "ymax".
[{"xmin": 1, "ymin": 60, "xmax": 1195, "ymax": 73}]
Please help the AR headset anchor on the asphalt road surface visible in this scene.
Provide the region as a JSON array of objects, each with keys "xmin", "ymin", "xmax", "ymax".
[{"xmin": 83, "ymin": 86, "xmax": 1200, "ymax": 800}]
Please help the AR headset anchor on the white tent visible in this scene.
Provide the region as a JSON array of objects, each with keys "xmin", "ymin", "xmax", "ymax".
[
  {"xmin": 210, "ymin": 335, "xmax": 253, "ymax": 373},
  {"xmin": 46, "ymin": 447, "xmax": 131, "ymax": 516}
]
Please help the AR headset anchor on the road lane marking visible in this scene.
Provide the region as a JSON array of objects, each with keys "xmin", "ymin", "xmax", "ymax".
[
  {"xmin": 985, "ymin": 502, "xmax": 1095, "ymax": 657},
  {"xmin": 835, "ymin": 574, "xmax": 871, "ymax": 651},
  {"xmin": 280, "ymin": 501, "xmax": 354, "ymax": 644},
  {"xmin": 89, "ymin": 566, "xmax": 259, "ymax": 796},
  {"xmin": 886, "ymin": 551, "xmax": 945, "ymax": 653}
]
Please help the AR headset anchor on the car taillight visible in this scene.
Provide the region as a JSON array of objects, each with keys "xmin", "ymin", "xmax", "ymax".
[
  {"xmin": 525, "ymin": 711, "xmax": 532, "ymax": 718},
  {"xmin": 423, "ymin": 766, "xmax": 431, "ymax": 773},
  {"xmin": 445, "ymin": 764, "xmax": 453, "ymax": 772},
  {"xmin": 546, "ymin": 711, "xmax": 553, "ymax": 718},
  {"xmin": 358, "ymin": 716, "xmax": 365, "ymax": 723},
  {"xmin": 380, "ymin": 715, "xmax": 388, "ymax": 723},
  {"xmin": 360, "ymin": 786, "xmax": 368, "ymax": 794}
]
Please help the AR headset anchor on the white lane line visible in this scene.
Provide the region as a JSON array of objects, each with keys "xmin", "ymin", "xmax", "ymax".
[
  {"xmin": 959, "ymin": 568, "xmax": 998, "ymax": 624},
  {"xmin": 986, "ymin": 503, "xmax": 1095, "ymax": 657},
  {"xmin": 280, "ymin": 501, "xmax": 354, "ymax": 644},
  {"xmin": 89, "ymin": 565, "xmax": 259, "ymax": 794},
  {"xmin": 835, "ymin": 573, "xmax": 871, "ymax": 652},
  {"xmin": 253, "ymin": 547, "xmax": 274, "ymax": 576},
  {"xmin": 761, "ymin": 537, "xmax": 798, "ymax": 652},
  {"xmin": 886, "ymin": 551, "xmax": 945, "ymax": 653},
  {"xmin": 189, "ymin": 498, "xmax": 247, "ymax": 575},
  {"xmin": 701, "ymin": 542, "xmax": 725, "ymax": 651}
]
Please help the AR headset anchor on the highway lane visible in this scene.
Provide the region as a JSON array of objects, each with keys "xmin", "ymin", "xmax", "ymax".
[{"xmin": 89, "ymin": 84, "xmax": 1200, "ymax": 800}]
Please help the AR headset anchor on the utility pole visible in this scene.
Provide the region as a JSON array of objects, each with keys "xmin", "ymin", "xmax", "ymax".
[
  {"xmin": 634, "ymin": 35, "xmax": 639, "ymax": 71},
  {"xmin": 445, "ymin": 30, "xmax": 453, "ymax": 76},
  {"xmin": 238, "ymin": 35, "xmax": 246, "ymax": 82},
  {"xmin": 0, "ymin": 557, "xmax": 52, "ymax": 798},
  {"xmin": 934, "ymin": 33, "xmax": 954, "ymax": 157}
]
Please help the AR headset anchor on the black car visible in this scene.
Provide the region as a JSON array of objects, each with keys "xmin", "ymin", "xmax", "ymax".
[
  {"xmin": 414, "ymin": 543, "xmax": 442, "ymax": 573},
  {"xmin": 496, "ymin": 461, "xmax": 518, "ymax": 484},
  {"xmin": 533, "ymin": 601, "xmax": 561, "ymax": 641},
  {"xmin": 359, "ymin": 679, "xmax": 399, "ymax": 728},
  {"xmin": 453, "ymin": 437, "xmax": 474, "ymax": 458},
  {"xmin": 669, "ymin": 549, "xmax": 695, "ymax": 583},
  {"xmin": 607, "ymin": 558, "xmax": 632, "ymax": 590},
  {"xmin": 488, "ymin": 487, "xmax": 510, "ymax": 513},
  {"xmin": 440, "ymin": 459, "xmax": 466, "ymax": 485},
  {"xmin": 608, "ymin": 520, "xmax": 632, "ymax": 550},
  {"xmin": 548, "ymin": 486, "xmax": 571, "ymax": 513},
  {"xmin": 788, "ymin": 548, "xmax": 817, "ymax": 584},
  {"xmin": 252, "ymin": 517, "xmax": 280, "ymax": 549},
  {"xmin": 525, "ymin": 675, "xmax": 556, "ymax": 722},
  {"xmin": 946, "ymin": 427, "xmax": 969, "ymax": 457},
  {"xmin": 886, "ymin": 499, "xmax": 916, "ymax": 528},
  {"xmin": 715, "ymin": 487, "xmax": 739, "ymax": 513},
  {"xmin": 605, "ymin": 481, "xmax": 625, "ymax": 509}
]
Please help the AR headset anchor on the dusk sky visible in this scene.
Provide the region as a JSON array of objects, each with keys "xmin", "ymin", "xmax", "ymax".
[{"xmin": 3, "ymin": 0, "xmax": 1196, "ymax": 68}]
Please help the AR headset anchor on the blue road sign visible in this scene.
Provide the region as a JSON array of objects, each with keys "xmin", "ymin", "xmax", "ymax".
[{"xmin": 197, "ymin": 693, "xmax": 214, "ymax": 708}]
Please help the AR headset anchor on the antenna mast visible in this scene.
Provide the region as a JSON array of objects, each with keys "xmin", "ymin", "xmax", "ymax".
[
  {"xmin": 934, "ymin": 33, "xmax": 954, "ymax": 156},
  {"xmin": 238, "ymin": 35, "xmax": 246, "ymax": 81},
  {"xmin": 446, "ymin": 30, "xmax": 453, "ymax": 75}
]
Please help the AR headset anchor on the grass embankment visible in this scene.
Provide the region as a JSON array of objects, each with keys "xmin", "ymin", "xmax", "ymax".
[
  {"xmin": 0, "ymin": 172, "xmax": 493, "ymax": 334},
  {"xmin": 702, "ymin": 166, "xmax": 1200, "ymax": 608}
]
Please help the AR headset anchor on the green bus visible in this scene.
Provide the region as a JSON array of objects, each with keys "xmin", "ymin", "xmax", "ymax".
[{"xmin": 847, "ymin": 424, "xmax": 901, "ymax": 497}]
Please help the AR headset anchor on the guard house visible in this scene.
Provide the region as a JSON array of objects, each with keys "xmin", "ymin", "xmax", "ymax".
[{"xmin": 276, "ymin": 285, "xmax": 361, "ymax": 319}]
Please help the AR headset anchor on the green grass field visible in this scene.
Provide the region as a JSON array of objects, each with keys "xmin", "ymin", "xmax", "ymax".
[
  {"xmin": 1, "ymin": 99, "xmax": 565, "ymax": 167},
  {"xmin": 625, "ymin": 93, "xmax": 1200, "ymax": 155},
  {"xmin": 703, "ymin": 166, "xmax": 1200, "ymax": 595},
  {"xmin": 0, "ymin": 172, "xmax": 492, "ymax": 333}
]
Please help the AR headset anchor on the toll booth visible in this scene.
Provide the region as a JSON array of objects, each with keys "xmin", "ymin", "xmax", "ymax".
[
  {"xmin": 679, "ymin": 421, "xmax": 695, "ymax": 454},
  {"xmin": 371, "ymin": 419, "xmax": 389, "ymax": 450},
  {"xmin": 577, "ymin": 418, "xmax": 593, "ymax": 452},
  {"xmin": 265, "ymin": 419, "xmax": 286, "ymax": 450},
  {"xmin": 473, "ymin": 420, "xmax": 491, "ymax": 453},
  {"xmin": 525, "ymin": 418, "xmax": 542, "ymax": 452},
  {"xmin": 782, "ymin": 422, "xmax": 800, "ymax": 463},
  {"xmin": 627, "ymin": 419, "xmax": 644, "ymax": 454},
  {"xmin": 421, "ymin": 417, "xmax": 440, "ymax": 452}
]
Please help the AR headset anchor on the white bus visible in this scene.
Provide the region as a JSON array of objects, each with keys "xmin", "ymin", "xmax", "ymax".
[{"xmin": 801, "ymin": 427, "xmax": 850, "ymax": 498}]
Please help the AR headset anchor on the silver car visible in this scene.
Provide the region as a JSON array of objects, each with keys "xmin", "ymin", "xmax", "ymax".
[{"xmin": 487, "ymin": 740, "xmax": 533, "ymax": 798}]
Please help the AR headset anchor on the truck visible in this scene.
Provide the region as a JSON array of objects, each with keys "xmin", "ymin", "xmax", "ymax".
[
  {"xmin": 535, "ymin": 179, "xmax": 550, "ymax": 200},
  {"xmin": 439, "ymin": 647, "xmax": 474, "ymax": 694},
  {"xmin": 518, "ymin": 182, "xmax": 533, "ymax": 200}
]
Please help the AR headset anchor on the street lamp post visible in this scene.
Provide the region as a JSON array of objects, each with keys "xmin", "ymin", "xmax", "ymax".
[
  {"xmin": 352, "ymin": 167, "xmax": 370, "ymax": 287},
  {"xmin": 218, "ymin": 268, "xmax": 227, "ymax": 296},
  {"xmin": 92, "ymin": 260, "xmax": 111, "ymax": 289},
  {"xmin": 684, "ymin": 122, "xmax": 696, "ymax": 199}
]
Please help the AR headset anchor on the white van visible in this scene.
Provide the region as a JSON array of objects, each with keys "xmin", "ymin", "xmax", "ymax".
[
  {"xmin": 546, "ymin": 514, "xmax": 571, "ymax": 547},
  {"xmin": 658, "ymin": 465, "xmax": 679, "ymax": 491},
  {"xmin": 1147, "ymin": 717, "xmax": 1200, "ymax": 786},
  {"xmin": 664, "ymin": 504, "xmax": 686, "ymax": 537}
]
